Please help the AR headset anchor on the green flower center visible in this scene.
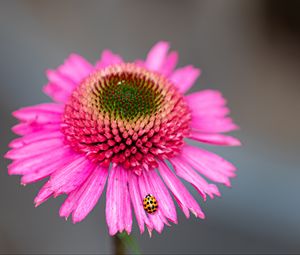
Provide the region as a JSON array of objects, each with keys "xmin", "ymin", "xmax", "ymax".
[{"xmin": 99, "ymin": 76, "xmax": 162, "ymax": 121}]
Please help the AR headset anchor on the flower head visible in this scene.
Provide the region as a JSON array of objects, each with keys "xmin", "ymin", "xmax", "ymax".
[
  {"xmin": 6, "ymin": 42, "xmax": 240, "ymax": 236},
  {"xmin": 62, "ymin": 63, "xmax": 190, "ymax": 173}
]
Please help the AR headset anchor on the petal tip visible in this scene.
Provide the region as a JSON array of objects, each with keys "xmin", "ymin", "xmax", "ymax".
[{"xmin": 72, "ymin": 215, "xmax": 82, "ymax": 224}]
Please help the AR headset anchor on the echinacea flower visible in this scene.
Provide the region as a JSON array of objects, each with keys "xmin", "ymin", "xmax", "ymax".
[{"xmin": 6, "ymin": 41, "xmax": 240, "ymax": 236}]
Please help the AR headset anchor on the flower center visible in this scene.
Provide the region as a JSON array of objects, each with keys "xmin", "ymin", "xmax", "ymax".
[
  {"xmin": 62, "ymin": 63, "xmax": 191, "ymax": 174},
  {"xmin": 96, "ymin": 72, "xmax": 163, "ymax": 121}
]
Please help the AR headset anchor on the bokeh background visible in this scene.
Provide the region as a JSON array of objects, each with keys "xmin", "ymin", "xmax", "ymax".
[{"xmin": 1, "ymin": 0, "xmax": 300, "ymax": 254}]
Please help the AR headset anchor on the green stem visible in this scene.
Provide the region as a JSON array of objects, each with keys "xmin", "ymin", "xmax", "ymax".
[
  {"xmin": 113, "ymin": 234, "xmax": 125, "ymax": 255},
  {"xmin": 113, "ymin": 232, "xmax": 141, "ymax": 255}
]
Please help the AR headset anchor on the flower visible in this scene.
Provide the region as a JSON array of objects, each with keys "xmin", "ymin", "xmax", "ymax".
[{"xmin": 5, "ymin": 41, "xmax": 240, "ymax": 236}]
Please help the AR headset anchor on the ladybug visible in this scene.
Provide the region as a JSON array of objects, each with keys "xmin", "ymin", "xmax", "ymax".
[{"xmin": 143, "ymin": 194, "xmax": 158, "ymax": 214}]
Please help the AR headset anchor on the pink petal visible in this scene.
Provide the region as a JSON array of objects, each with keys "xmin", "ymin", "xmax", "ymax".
[
  {"xmin": 106, "ymin": 165, "xmax": 132, "ymax": 235},
  {"xmin": 138, "ymin": 172, "xmax": 167, "ymax": 234},
  {"xmin": 158, "ymin": 161, "xmax": 205, "ymax": 219},
  {"xmin": 13, "ymin": 103, "xmax": 63, "ymax": 117},
  {"xmin": 189, "ymin": 131, "xmax": 241, "ymax": 146},
  {"xmin": 193, "ymin": 107, "xmax": 230, "ymax": 118},
  {"xmin": 181, "ymin": 145, "xmax": 236, "ymax": 186},
  {"xmin": 12, "ymin": 103, "xmax": 63, "ymax": 124},
  {"xmin": 46, "ymin": 69, "xmax": 76, "ymax": 94},
  {"xmin": 134, "ymin": 59, "xmax": 145, "ymax": 67},
  {"xmin": 194, "ymin": 147, "xmax": 237, "ymax": 173},
  {"xmin": 5, "ymin": 137, "xmax": 64, "ymax": 160},
  {"xmin": 9, "ymin": 130, "xmax": 63, "ymax": 149},
  {"xmin": 96, "ymin": 50, "xmax": 123, "ymax": 69},
  {"xmin": 191, "ymin": 116, "xmax": 238, "ymax": 133},
  {"xmin": 34, "ymin": 181, "xmax": 53, "ymax": 207},
  {"xmin": 128, "ymin": 171, "xmax": 153, "ymax": 234},
  {"xmin": 49, "ymin": 156, "xmax": 95, "ymax": 195},
  {"xmin": 185, "ymin": 90, "xmax": 226, "ymax": 109},
  {"xmin": 185, "ymin": 90, "xmax": 239, "ymax": 133},
  {"xmin": 12, "ymin": 122, "xmax": 60, "ymax": 136},
  {"xmin": 160, "ymin": 51, "xmax": 178, "ymax": 77},
  {"xmin": 170, "ymin": 65, "xmax": 201, "ymax": 94},
  {"xmin": 43, "ymin": 83, "xmax": 72, "ymax": 103},
  {"xmin": 43, "ymin": 54, "xmax": 93, "ymax": 102},
  {"xmin": 71, "ymin": 166, "xmax": 108, "ymax": 223},
  {"xmin": 170, "ymin": 157, "xmax": 220, "ymax": 199},
  {"xmin": 145, "ymin": 41, "xmax": 170, "ymax": 72},
  {"xmin": 138, "ymin": 43, "xmax": 177, "ymax": 77},
  {"xmin": 21, "ymin": 154, "xmax": 73, "ymax": 184},
  {"xmin": 8, "ymin": 146, "xmax": 72, "ymax": 175},
  {"xmin": 143, "ymin": 170, "xmax": 177, "ymax": 224},
  {"xmin": 58, "ymin": 54, "xmax": 93, "ymax": 84},
  {"xmin": 59, "ymin": 183, "xmax": 86, "ymax": 220}
]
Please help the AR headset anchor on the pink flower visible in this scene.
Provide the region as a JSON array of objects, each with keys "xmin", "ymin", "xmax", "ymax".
[{"xmin": 5, "ymin": 42, "xmax": 240, "ymax": 236}]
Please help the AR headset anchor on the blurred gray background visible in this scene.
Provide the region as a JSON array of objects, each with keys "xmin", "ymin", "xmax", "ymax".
[{"xmin": 1, "ymin": 0, "xmax": 300, "ymax": 254}]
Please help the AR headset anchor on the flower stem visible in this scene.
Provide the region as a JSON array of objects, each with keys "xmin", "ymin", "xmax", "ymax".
[
  {"xmin": 113, "ymin": 232, "xmax": 141, "ymax": 255},
  {"xmin": 113, "ymin": 234, "xmax": 125, "ymax": 255}
]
